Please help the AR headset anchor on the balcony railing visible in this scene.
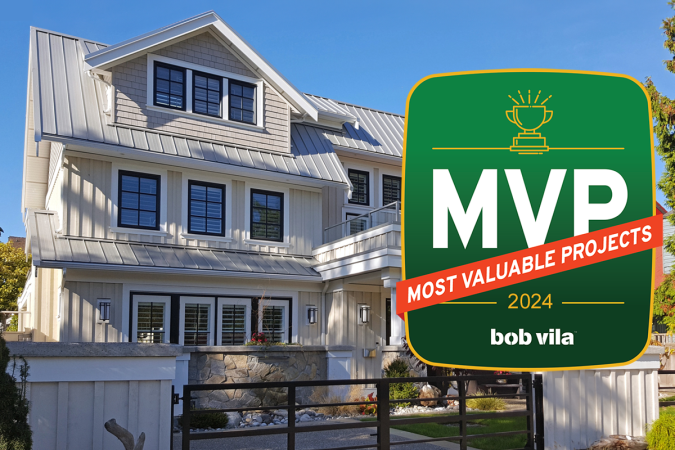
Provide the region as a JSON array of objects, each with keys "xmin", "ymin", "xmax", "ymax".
[{"xmin": 323, "ymin": 201, "xmax": 400, "ymax": 244}]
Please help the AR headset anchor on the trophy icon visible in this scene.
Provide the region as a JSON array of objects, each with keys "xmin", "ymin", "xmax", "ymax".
[{"xmin": 506, "ymin": 91, "xmax": 553, "ymax": 154}]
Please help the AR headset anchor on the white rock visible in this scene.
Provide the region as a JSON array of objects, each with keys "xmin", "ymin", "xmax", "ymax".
[{"xmin": 299, "ymin": 414, "xmax": 313, "ymax": 422}]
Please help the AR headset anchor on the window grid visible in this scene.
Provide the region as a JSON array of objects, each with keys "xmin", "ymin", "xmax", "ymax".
[
  {"xmin": 193, "ymin": 71, "xmax": 222, "ymax": 118},
  {"xmin": 188, "ymin": 181, "xmax": 225, "ymax": 236},
  {"xmin": 348, "ymin": 170, "xmax": 369, "ymax": 205},
  {"xmin": 154, "ymin": 62, "xmax": 185, "ymax": 110},
  {"xmin": 221, "ymin": 304, "xmax": 247, "ymax": 345},
  {"xmin": 229, "ymin": 80, "xmax": 256, "ymax": 125},
  {"xmin": 118, "ymin": 171, "xmax": 160, "ymax": 230},
  {"xmin": 137, "ymin": 302, "xmax": 165, "ymax": 343},
  {"xmin": 262, "ymin": 306, "xmax": 285, "ymax": 343},
  {"xmin": 383, "ymin": 175, "xmax": 401, "ymax": 205},
  {"xmin": 346, "ymin": 213, "xmax": 367, "ymax": 235},
  {"xmin": 184, "ymin": 303, "xmax": 210, "ymax": 346},
  {"xmin": 251, "ymin": 189, "xmax": 283, "ymax": 242}
]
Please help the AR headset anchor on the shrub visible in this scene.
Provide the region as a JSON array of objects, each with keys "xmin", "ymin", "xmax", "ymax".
[
  {"xmin": 358, "ymin": 393, "xmax": 377, "ymax": 415},
  {"xmin": 661, "ymin": 394, "xmax": 675, "ymax": 402},
  {"xmin": 180, "ymin": 409, "xmax": 228, "ymax": 429},
  {"xmin": 466, "ymin": 391, "xmax": 507, "ymax": 411},
  {"xmin": 0, "ymin": 333, "xmax": 32, "ymax": 450},
  {"xmin": 308, "ymin": 385, "xmax": 361, "ymax": 416},
  {"xmin": 648, "ymin": 413, "xmax": 675, "ymax": 450},
  {"xmin": 384, "ymin": 358, "xmax": 418, "ymax": 407}
]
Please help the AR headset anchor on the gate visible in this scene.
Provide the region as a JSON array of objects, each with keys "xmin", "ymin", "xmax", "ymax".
[{"xmin": 177, "ymin": 373, "xmax": 544, "ymax": 450}]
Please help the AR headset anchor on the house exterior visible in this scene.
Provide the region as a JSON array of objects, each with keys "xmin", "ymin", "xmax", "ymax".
[{"xmin": 16, "ymin": 11, "xmax": 409, "ymax": 412}]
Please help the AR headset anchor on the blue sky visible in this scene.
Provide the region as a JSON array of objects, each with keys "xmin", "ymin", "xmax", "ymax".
[{"xmin": 1, "ymin": 0, "xmax": 674, "ymax": 239}]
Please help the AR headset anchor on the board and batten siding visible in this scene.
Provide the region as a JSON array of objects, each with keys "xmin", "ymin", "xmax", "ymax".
[
  {"xmin": 61, "ymin": 281, "xmax": 123, "ymax": 343},
  {"xmin": 112, "ymin": 32, "xmax": 290, "ymax": 154},
  {"xmin": 29, "ymin": 267, "xmax": 62, "ymax": 342},
  {"xmin": 61, "ymin": 155, "xmax": 322, "ymax": 255},
  {"xmin": 326, "ymin": 290, "xmax": 383, "ymax": 379},
  {"xmin": 664, "ymin": 215, "xmax": 675, "ymax": 274},
  {"xmin": 297, "ymin": 291, "xmax": 322, "ymax": 345}
]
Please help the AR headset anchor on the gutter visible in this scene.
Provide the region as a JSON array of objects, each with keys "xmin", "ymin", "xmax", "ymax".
[{"xmin": 321, "ymin": 281, "xmax": 329, "ymax": 345}]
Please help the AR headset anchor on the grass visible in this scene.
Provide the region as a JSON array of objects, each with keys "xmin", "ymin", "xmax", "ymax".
[
  {"xmin": 661, "ymin": 395, "xmax": 675, "ymax": 402},
  {"xmin": 362, "ymin": 412, "xmax": 526, "ymax": 450},
  {"xmin": 661, "ymin": 406, "xmax": 675, "ymax": 416}
]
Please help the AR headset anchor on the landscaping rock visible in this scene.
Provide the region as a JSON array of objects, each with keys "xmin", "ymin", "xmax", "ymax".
[
  {"xmin": 299, "ymin": 414, "xmax": 313, "ymax": 422},
  {"xmin": 588, "ymin": 435, "xmax": 647, "ymax": 450}
]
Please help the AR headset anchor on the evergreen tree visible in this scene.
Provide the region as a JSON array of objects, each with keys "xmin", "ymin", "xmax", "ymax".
[{"xmin": 0, "ymin": 334, "xmax": 31, "ymax": 450}]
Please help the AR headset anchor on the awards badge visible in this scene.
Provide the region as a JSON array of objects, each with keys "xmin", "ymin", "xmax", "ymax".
[{"xmin": 506, "ymin": 91, "xmax": 553, "ymax": 154}]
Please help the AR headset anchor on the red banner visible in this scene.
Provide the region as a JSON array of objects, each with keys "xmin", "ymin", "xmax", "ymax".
[{"xmin": 397, "ymin": 215, "xmax": 662, "ymax": 319}]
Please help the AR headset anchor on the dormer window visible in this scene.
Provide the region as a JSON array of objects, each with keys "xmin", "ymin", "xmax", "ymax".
[
  {"xmin": 193, "ymin": 72, "xmax": 222, "ymax": 118},
  {"xmin": 153, "ymin": 62, "xmax": 185, "ymax": 110},
  {"xmin": 229, "ymin": 80, "xmax": 256, "ymax": 125}
]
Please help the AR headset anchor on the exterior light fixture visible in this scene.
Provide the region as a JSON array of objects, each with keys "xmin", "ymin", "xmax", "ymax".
[
  {"xmin": 307, "ymin": 307, "xmax": 318, "ymax": 325},
  {"xmin": 359, "ymin": 305, "xmax": 371, "ymax": 324}
]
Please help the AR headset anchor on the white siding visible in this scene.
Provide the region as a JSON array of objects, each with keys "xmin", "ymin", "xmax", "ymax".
[
  {"xmin": 61, "ymin": 281, "xmax": 124, "ymax": 343},
  {"xmin": 664, "ymin": 215, "xmax": 675, "ymax": 274}
]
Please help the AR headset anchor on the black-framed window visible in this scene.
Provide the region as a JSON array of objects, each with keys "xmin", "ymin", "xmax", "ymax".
[
  {"xmin": 262, "ymin": 306, "xmax": 285, "ymax": 343},
  {"xmin": 188, "ymin": 181, "xmax": 225, "ymax": 236},
  {"xmin": 221, "ymin": 304, "xmax": 247, "ymax": 345},
  {"xmin": 184, "ymin": 303, "xmax": 210, "ymax": 346},
  {"xmin": 251, "ymin": 190, "xmax": 283, "ymax": 242},
  {"xmin": 229, "ymin": 80, "xmax": 256, "ymax": 125},
  {"xmin": 154, "ymin": 62, "xmax": 185, "ymax": 110},
  {"xmin": 251, "ymin": 297, "xmax": 292, "ymax": 344},
  {"xmin": 193, "ymin": 71, "xmax": 222, "ymax": 117},
  {"xmin": 383, "ymin": 175, "xmax": 401, "ymax": 205},
  {"xmin": 118, "ymin": 171, "xmax": 160, "ymax": 230},
  {"xmin": 346, "ymin": 213, "xmax": 367, "ymax": 235},
  {"xmin": 137, "ymin": 302, "xmax": 165, "ymax": 343},
  {"xmin": 348, "ymin": 169, "xmax": 370, "ymax": 205}
]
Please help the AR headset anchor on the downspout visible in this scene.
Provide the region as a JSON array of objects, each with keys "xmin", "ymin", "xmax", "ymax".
[
  {"xmin": 321, "ymin": 281, "xmax": 329, "ymax": 346},
  {"xmin": 86, "ymin": 71, "xmax": 113, "ymax": 115}
]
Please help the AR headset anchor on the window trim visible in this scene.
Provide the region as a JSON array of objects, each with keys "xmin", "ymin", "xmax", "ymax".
[
  {"xmin": 179, "ymin": 296, "xmax": 215, "ymax": 347},
  {"xmin": 145, "ymin": 54, "xmax": 264, "ymax": 129},
  {"xmin": 131, "ymin": 295, "xmax": 171, "ymax": 344},
  {"xmin": 153, "ymin": 61, "xmax": 186, "ymax": 111},
  {"xmin": 348, "ymin": 169, "xmax": 370, "ymax": 206},
  {"xmin": 228, "ymin": 79, "xmax": 257, "ymax": 125},
  {"xmin": 187, "ymin": 180, "xmax": 226, "ymax": 237},
  {"xmin": 249, "ymin": 188, "xmax": 284, "ymax": 243},
  {"xmin": 382, "ymin": 174, "xmax": 402, "ymax": 206},
  {"xmin": 257, "ymin": 299, "xmax": 290, "ymax": 344},
  {"xmin": 192, "ymin": 70, "xmax": 223, "ymax": 119},
  {"xmin": 117, "ymin": 170, "xmax": 162, "ymax": 231},
  {"xmin": 217, "ymin": 298, "xmax": 251, "ymax": 346}
]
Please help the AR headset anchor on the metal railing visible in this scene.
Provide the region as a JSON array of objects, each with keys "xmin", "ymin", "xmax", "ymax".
[
  {"xmin": 178, "ymin": 373, "xmax": 543, "ymax": 450},
  {"xmin": 323, "ymin": 201, "xmax": 400, "ymax": 244}
]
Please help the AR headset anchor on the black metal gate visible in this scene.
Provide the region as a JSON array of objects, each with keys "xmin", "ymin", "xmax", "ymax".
[{"xmin": 176, "ymin": 373, "xmax": 544, "ymax": 450}]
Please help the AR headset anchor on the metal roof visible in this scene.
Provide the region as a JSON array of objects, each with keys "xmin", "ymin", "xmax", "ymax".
[
  {"xmin": 29, "ymin": 27, "xmax": 349, "ymax": 186},
  {"xmin": 28, "ymin": 210, "xmax": 321, "ymax": 280},
  {"xmin": 304, "ymin": 94, "xmax": 356, "ymax": 120}
]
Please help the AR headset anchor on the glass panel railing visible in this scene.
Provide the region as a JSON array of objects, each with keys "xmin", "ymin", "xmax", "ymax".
[{"xmin": 323, "ymin": 201, "xmax": 400, "ymax": 244}]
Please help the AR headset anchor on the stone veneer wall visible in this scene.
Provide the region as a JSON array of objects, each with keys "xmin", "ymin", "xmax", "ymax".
[
  {"xmin": 381, "ymin": 346, "xmax": 427, "ymax": 378},
  {"xmin": 188, "ymin": 346, "xmax": 329, "ymax": 410}
]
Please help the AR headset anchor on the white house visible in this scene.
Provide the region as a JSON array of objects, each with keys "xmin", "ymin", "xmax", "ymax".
[{"xmin": 16, "ymin": 11, "xmax": 409, "ymax": 412}]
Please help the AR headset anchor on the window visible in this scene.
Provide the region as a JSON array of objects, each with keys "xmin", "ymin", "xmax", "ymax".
[
  {"xmin": 98, "ymin": 299, "xmax": 111, "ymax": 322},
  {"xmin": 229, "ymin": 80, "xmax": 256, "ymax": 124},
  {"xmin": 346, "ymin": 213, "xmax": 368, "ymax": 235},
  {"xmin": 118, "ymin": 171, "xmax": 160, "ymax": 230},
  {"xmin": 251, "ymin": 190, "xmax": 283, "ymax": 242},
  {"xmin": 184, "ymin": 303, "xmax": 210, "ymax": 346},
  {"xmin": 221, "ymin": 304, "xmax": 247, "ymax": 345},
  {"xmin": 188, "ymin": 181, "xmax": 225, "ymax": 236},
  {"xmin": 383, "ymin": 175, "xmax": 401, "ymax": 205},
  {"xmin": 137, "ymin": 302, "xmax": 166, "ymax": 343},
  {"xmin": 348, "ymin": 169, "xmax": 369, "ymax": 205},
  {"xmin": 154, "ymin": 62, "xmax": 185, "ymax": 110},
  {"xmin": 193, "ymin": 72, "xmax": 222, "ymax": 117},
  {"xmin": 262, "ymin": 306, "xmax": 285, "ymax": 343}
]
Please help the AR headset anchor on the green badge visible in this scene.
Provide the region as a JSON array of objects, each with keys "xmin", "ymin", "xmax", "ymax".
[{"xmin": 402, "ymin": 70, "xmax": 656, "ymax": 370}]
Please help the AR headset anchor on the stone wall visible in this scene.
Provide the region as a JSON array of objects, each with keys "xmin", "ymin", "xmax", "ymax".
[
  {"xmin": 188, "ymin": 346, "xmax": 329, "ymax": 410},
  {"xmin": 382, "ymin": 346, "xmax": 427, "ymax": 378}
]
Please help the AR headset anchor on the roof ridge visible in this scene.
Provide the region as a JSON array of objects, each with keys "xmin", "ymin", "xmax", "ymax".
[
  {"xmin": 30, "ymin": 26, "xmax": 108, "ymax": 47},
  {"xmin": 304, "ymin": 92, "xmax": 404, "ymax": 118}
]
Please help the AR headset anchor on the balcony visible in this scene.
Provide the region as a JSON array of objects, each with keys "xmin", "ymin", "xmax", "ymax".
[{"xmin": 312, "ymin": 202, "xmax": 401, "ymax": 280}]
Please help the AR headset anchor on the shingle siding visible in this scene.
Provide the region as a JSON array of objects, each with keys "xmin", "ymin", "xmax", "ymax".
[{"xmin": 112, "ymin": 32, "xmax": 290, "ymax": 153}]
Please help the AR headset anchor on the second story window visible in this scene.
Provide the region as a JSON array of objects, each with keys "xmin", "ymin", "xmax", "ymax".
[
  {"xmin": 193, "ymin": 72, "xmax": 222, "ymax": 117},
  {"xmin": 154, "ymin": 62, "xmax": 185, "ymax": 110},
  {"xmin": 229, "ymin": 80, "xmax": 256, "ymax": 125},
  {"xmin": 348, "ymin": 169, "xmax": 370, "ymax": 206},
  {"xmin": 188, "ymin": 181, "xmax": 225, "ymax": 236},
  {"xmin": 383, "ymin": 175, "xmax": 401, "ymax": 205},
  {"xmin": 251, "ymin": 190, "xmax": 283, "ymax": 242},
  {"xmin": 119, "ymin": 171, "xmax": 160, "ymax": 230}
]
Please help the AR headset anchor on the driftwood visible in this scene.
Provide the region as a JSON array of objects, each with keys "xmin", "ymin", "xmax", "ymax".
[
  {"xmin": 104, "ymin": 419, "xmax": 145, "ymax": 450},
  {"xmin": 587, "ymin": 435, "xmax": 647, "ymax": 450}
]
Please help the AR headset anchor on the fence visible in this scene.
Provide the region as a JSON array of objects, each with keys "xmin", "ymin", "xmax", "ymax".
[
  {"xmin": 179, "ymin": 373, "xmax": 543, "ymax": 450},
  {"xmin": 653, "ymin": 333, "xmax": 675, "ymax": 344},
  {"xmin": 323, "ymin": 201, "xmax": 400, "ymax": 244}
]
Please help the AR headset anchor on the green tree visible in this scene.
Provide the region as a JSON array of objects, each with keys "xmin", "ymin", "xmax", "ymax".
[
  {"xmin": 0, "ymin": 243, "xmax": 31, "ymax": 312},
  {"xmin": 646, "ymin": 1, "xmax": 675, "ymax": 328},
  {"xmin": 0, "ymin": 334, "xmax": 31, "ymax": 449}
]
